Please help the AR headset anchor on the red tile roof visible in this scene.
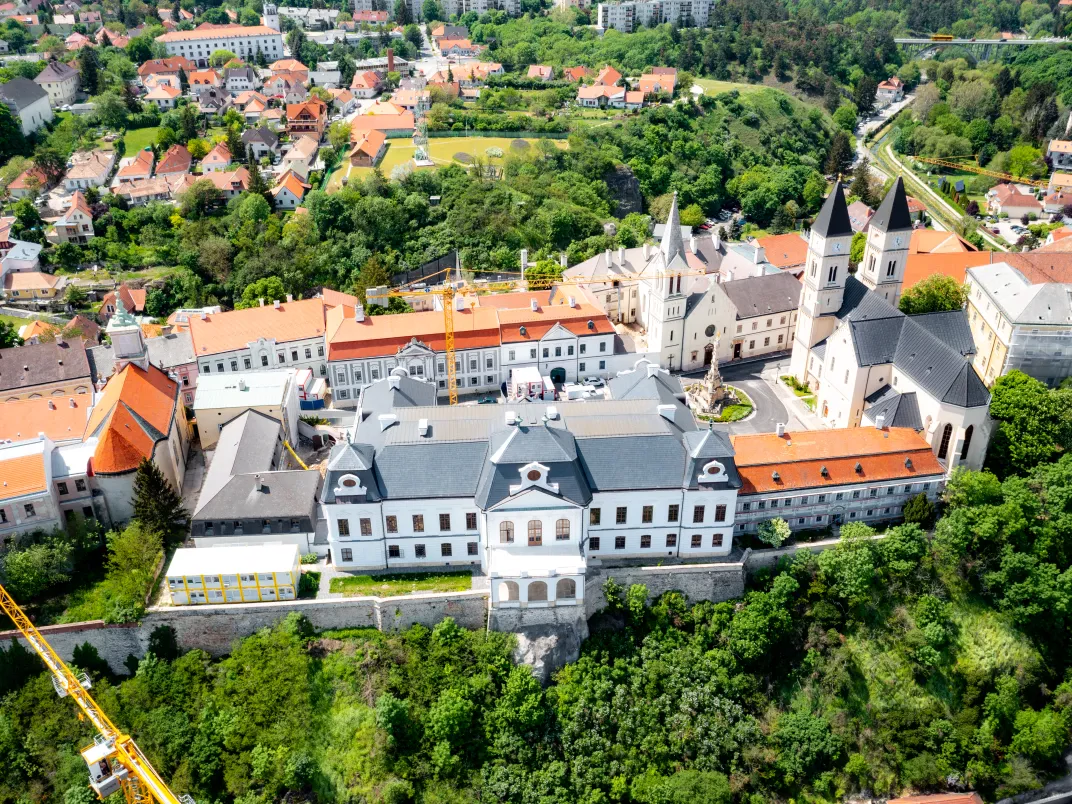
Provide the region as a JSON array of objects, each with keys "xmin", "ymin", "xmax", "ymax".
[
  {"xmin": 326, "ymin": 305, "xmax": 501, "ymax": 360},
  {"xmin": 85, "ymin": 363, "xmax": 179, "ymax": 475},
  {"xmin": 756, "ymin": 232, "xmax": 808, "ymax": 268},
  {"xmin": 0, "ymin": 451, "xmax": 47, "ymax": 497},
  {"xmin": 0, "ymin": 395, "xmax": 90, "ymax": 442},
  {"xmin": 188, "ymin": 298, "xmax": 326, "ymax": 356},
  {"xmin": 730, "ymin": 427, "xmax": 945, "ymax": 494}
]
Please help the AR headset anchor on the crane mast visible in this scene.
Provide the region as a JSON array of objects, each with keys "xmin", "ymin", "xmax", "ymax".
[
  {"xmin": 0, "ymin": 584, "xmax": 192, "ymax": 804},
  {"xmin": 374, "ymin": 266, "xmax": 716, "ymax": 404}
]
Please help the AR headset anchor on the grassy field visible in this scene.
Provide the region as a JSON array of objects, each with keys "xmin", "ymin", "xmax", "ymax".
[
  {"xmin": 0, "ymin": 313, "xmax": 50, "ymax": 332},
  {"xmin": 327, "ymin": 135, "xmax": 569, "ymax": 190},
  {"xmin": 123, "ymin": 126, "xmax": 160, "ymax": 153},
  {"xmin": 329, "ymin": 571, "xmax": 473, "ymax": 597},
  {"xmin": 694, "ymin": 78, "xmax": 771, "ymax": 96}
]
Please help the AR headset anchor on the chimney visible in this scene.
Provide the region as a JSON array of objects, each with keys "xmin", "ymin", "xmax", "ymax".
[
  {"xmin": 238, "ymin": 378, "xmax": 247, "ymax": 391},
  {"xmin": 656, "ymin": 404, "xmax": 676, "ymax": 421},
  {"xmin": 354, "ymin": 304, "xmax": 365, "ymax": 322},
  {"xmin": 689, "ymin": 235, "xmax": 697, "ymax": 253},
  {"xmin": 753, "ymin": 246, "xmax": 766, "ymax": 265},
  {"xmin": 530, "ymin": 298, "xmax": 539, "ymax": 312},
  {"xmin": 68, "ymin": 398, "xmax": 75, "ymax": 408},
  {"xmin": 559, "ymin": 251, "xmax": 567, "ymax": 268},
  {"xmin": 254, "ymin": 474, "xmax": 263, "ymax": 491},
  {"xmin": 418, "ymin": 417, "xmax": 429, "ymax": 436},
  {"xmin": 568, "ymin": 296, "xmax": 576, "ymax": 308},
  {"xmin": 505, "ymin": 411, "xmax": 518, "ymax": 425},
  {"xmin": 378, "ymin": 413, "xmax": 398, "ymax": 431},
  {"xmin": 259, "ymin": 298, "xmax": 265, "ymax": 307},
  {"xmin": 647, "ymin": 362, "xmax": 659, "ymax": 377},
  {"xmin": 545, "ymin": 405, "xmax": 559, "ymax": 420},
  {"xmin": 605, "ymin": 248, "xmax": 612, "ymax": 266},
  {"xmin": 776, "ymin": 422, "xmax": 785, "ymax": 437},
  {"xmin": 388, "ymin": 374, "xmax": 401, "ymax": 390},
  {"xmin": 643, "ymin": 242, "xmax": 652, "ymax": 260},
  {"xmin": 712, "ymin": 232, "xmax": 721, "ymax": 250},
  {"xmin": 286, "ymin": 293, "xmax": 293, "ymax": 303},
  {"xmin": 454, "ymin": 293, "xmax": 465, "ymax": 311},
  {"xmin": 387, "ymin": 47, "xmax": 394, "ymax": 73},
  {"xmin": 617, "ymin": 245, "xmax": 624, "ymax": 265},
  {"xmin": 875, "ymin": 413, "xmax": 886, "ymax": 430},
  {"xmin": 273, "ymin": 299, "xmax": 281, "ymax": 309},
  {"xmin": 520, "ymin": 248, "xmax": 528, "ymax": 279}
]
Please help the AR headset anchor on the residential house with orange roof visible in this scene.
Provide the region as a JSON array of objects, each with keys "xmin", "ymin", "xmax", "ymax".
[
  {"xmin": 327, "ymin": 87, "xmax": 356, "ymax": 114},
  {"xmin": 638, "ymin": 68, "xmax": 676, "ymax": 96},
  {"xmin": 349, "ymin": 101, "xmax": 415, "ymax": 138},
  {"xmin": 94, "ymin": 28, "xmax": 129, "ymax": 48},
  {"xmin": 112, "ymin": 174, "xmax": 193, "ymax": 206},
  {"xmin": 189, "ymin": 68, "xmax": 223, "ymax": 88},
  {"xmin": 270, "ymin": 58, "xmax": 308, "ymax": 81},
  {"xmin": 279, "ymin": 135, "xmax": 319, "ymax": 180},
  {"xmin": 0, "ymin": 437, "xmax": 67, "ymax": 540},
  {"xmin": 62, "ymin": 149, "xmax": 115, "ymax": 190},
  {"xmin": 987, "ymin": 182, "xmax": 1042, "ymax": 218},
  {"xmin": 730, "ymin": 426, "xmax": 946, "ymax": 535},
  {"xmin": 201, "ymin": 142, "xmax": 232, "ymax": 173},
  {"xmin": 2, "ymin": 270, "xmax": 63, "ymax": 304},
  {"xmin": 527, "ymin": 64, "xmax": 554, "ymax": 81},
  {"xmin": 436, "ymin": 38, "xmax": 481, "ymax": 57},
  {"xmin": 908, "ymin": 228, "xmax": 975, "ymax": 255},
  {"xmin": 115, "ymin": 148, "xmax": 155, "ymax": 183},
  {"xmin": 1048, "ymin": 172, "xmax": 1072, "ymax": 195},
  {"xmin": 755, "ymin": 232, "xmax": 809, "ymax": 273},
  {"xmin": 187, "ymin": 297, "xmax": 329, "ymax": 385},
  {"xmin": 348, "ymin": 129, "xmax": 386, "ymax": 168},
  {"xmin": 156, "ymin": 143, "xmax": 192, "ymax": 176},
  {"xmin": 353, "ymin": 9, "xmax": 389, "ymax": 22},
  {"xmin": 577, "ymin": 84, "xmax": 642, "ymax": 109},
  {"xmin": 64, "ymin": 31, "xmax": 91, "ymax": 50},
  {"xmin": 137, "ymin": 56, "xmax": 193, "ymax": 81},
  {"xmin": 349, "ymin": 70, "xmax": 384, "ymax": 98},
  {"xmin": 286, "ymin": 97, "xmax": 328, "ymax": 139},
  {"xmin": 45, "ymin": 190, "xmax": 94, "ymax": 245},
  {"xmin": 17, "ymin": 319, "xmax": 58, "ymax": 343},
  {"xmin": 8, "ymin": 164, "xmax": 50, "ymax": 199},
  {"xmin": 270, "ymin": 170, "xmax": 310, "ymax": 210},
  {"xmin": 1043, "ymin": 189, "xmax": 1071, "ymax": 214},
  {"xmin": 594, "ymin": 65, "xmax": 622, "ymax": 86},
  {"xmin": 876, "ymin": 75, "xmax": 904, "ymax": 104},
  {"xmin": 237, "ymin": 91, "xmax": 269, "ymax": 123},
  {"xmin": 145, "ymin": 82, "xmax": 181, "ymax": 109},
  {"xmin": 100, "ymin": 283, "xmax": 147, "ymax": 322},
  {"xmin": 202, "ymin": 166, "xmax": 250, "ymax": 200},
  {"xmin": 81, "ymin": 305, "xmax": 189, "ymax": 522},
  {"xmin": 0, "ymin": 337, "xmax": 92, "ymax": 402},
  {"xmin": 1046, "ymin": 138, "xmax": 1072, "ymax": 171},
  {"xmin": 562, "ymin": 66, "xmax": 592, "ymax": 82}
]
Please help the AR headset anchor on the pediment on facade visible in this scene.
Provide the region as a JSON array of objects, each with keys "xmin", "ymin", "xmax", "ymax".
[
  {"xmin": 539, "ymin": 322, "xmax": 575, "ymax": 342},
  {"xmin": 396, "ymin": 338, "xmax": 433, "ymax": 356},
  {"xmin": 486, "ymin": 485, "xmax": 581, "ymax": 512}
]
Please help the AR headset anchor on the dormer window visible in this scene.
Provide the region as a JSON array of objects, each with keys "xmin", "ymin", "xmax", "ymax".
[
  {"xmin": 509, "ymin": 462, "xmax": 559, "ymax": 496},
  {"xmin": 698, "ymin": 460, "xmax": 727, "ymax": 484}
]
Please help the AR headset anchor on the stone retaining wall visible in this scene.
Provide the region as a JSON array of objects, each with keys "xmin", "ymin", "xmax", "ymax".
[{"xmin": 584, "ymin": 560, "xmax": 747, "ymax": 617}]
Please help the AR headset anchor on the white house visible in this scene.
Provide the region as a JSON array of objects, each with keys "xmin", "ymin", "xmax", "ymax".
[
  {"xmin": 0, "ymin": 77, "xmax": 53, "ymax": 135},
  {"xmin": 34, "ymin": 60, "xmax": 79, "ymax": 108}
]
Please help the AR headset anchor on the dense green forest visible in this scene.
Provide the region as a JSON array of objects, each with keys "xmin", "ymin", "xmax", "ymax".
[{"xmin": 4, "ymin": 445, "xmax": 1072, "ymax": 804}]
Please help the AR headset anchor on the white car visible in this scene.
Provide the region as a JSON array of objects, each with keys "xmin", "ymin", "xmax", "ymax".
[{"xmin": 582, "ymin": 376, "xmax": 605, "ymax": 388}]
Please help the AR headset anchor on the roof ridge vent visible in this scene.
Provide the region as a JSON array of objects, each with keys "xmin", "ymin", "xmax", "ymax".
[
  {"xmin": 545, "ymin": 405, "xmax": 559, "ymax": 420},
  {"xmin": 904, "ymin": 457, "xmax": 913, "ymax": 469},
  {"xmin": 418, "ymin": 418, "xmax": 429, "ymax": 436},
  {"xmin": 505, "ymin": 411, "xmax": 517, "ymax": 426},
  {"xmin": 855, "ymin": 461, "xmax": 863, "ymax": 473},
  {"xmin": 820, "ymin": 465, "xmax": 828, "ymax": 477},
  {"xmin": 656, "ymin": 403, "xmax": 676, "ymax": 422},
  {"xmin": 772, "ymin": 470, "xmax": 780, "ymax": 482}
]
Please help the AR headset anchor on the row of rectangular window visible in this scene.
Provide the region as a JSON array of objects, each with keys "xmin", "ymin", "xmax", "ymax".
[
  {"xmin": 588, "ymin": 533, "xmax": 724, "ymax": 550},
  {"xmin": 204, "ymin": 519, "xmax": 304, "ymax": 535},
  {"xmin": 738, "ymin": 506, "xmax": 903, "ymax": 530},
  {"xmin": 339, "ymin": 512, "xmax": 479, "ymax": 536},
  {"xmin": 498, "ymin": 520, "xmax": 570, "ymax": 544},
  {"xmin": 340, "ymin": 542, "xmax": 479, "ymax": 561},
  {"xmin": 202, "ymin": 347, "xmax": 324, "ymax": 373},
  {"xmin": 56, "ymin": 479, "xmax": 87, "ymax": 495},
  {"xmin": 736, "ymin": 315, "xmax": 790, "ymax": 333},
  {"xmin": 505, "ymin": 341, "xmax": 607, "ymax": 362},
  {"xmin": 589, "ymin": 503, "xmax": 725, "ymax": 525},
  {"xmin": 737, "ymin": 483, "xmax": 931, "ymax": 511}
]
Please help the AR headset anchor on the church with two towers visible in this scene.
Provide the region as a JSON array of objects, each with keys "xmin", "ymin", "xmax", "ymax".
[{"xmin": 790, "ymin": 179, "xmax": 992, "ymax": 473}]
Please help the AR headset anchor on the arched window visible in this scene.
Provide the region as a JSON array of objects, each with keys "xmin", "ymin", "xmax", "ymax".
[
  {"xmin": 555, "ymin": 519, "xmax": 570, "ymax": 540},
  {"xmin": 528, "ymin": 581, "xmax": 547, "ymax": 601},
  {"xmin": 937, "ymin": 423, "xmax": 953, "ymax": 460},
  {"xmin": 960, "ymin": 424, "xmax": 974, "ymax": 461},
  {"xmin": 556, "ymin": 578, "xmax": 576, "ymax": 599},
  {"xmin": 527, "ymin": 520, "xmax": 542, "ymax": 546},
  {"xmin": 501, "ymin": 580, "xmax": 519, "ymax": 601},
  {"xmin": 499, "ymin": 522, "xmax": 514, "ymax": 543}
]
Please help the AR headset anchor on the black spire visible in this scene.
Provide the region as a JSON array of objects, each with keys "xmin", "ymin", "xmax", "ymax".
[
  {"xmin": 811, "ymin": 181, "xmax": 853, "ymax": 238},
  {"xmin": 869, "ymin": 176, "xmax": 913, "ymax": 233}
]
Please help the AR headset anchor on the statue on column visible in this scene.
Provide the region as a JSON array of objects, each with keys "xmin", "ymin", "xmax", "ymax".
[{"xmin": 687, "ymin": 332, "xmax": 737, "ymax": 415}]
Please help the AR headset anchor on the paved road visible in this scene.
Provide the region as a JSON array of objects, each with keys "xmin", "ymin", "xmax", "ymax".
[{"xmin": 681, "ymin": 357, "xmax": 795, "ymax": 435}]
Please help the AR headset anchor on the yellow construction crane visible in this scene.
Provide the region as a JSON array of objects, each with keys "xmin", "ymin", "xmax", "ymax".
[
  {"xmin": 369, "ymin": 264, "xmax": 721, "ymax": 405},
  {"xmin": 0, "ymin": 584, "xmax": 194, "ymax": 804},
  {"xmin": 913, "ymin": 155, "xmax": 1049, "ymax": 189}
]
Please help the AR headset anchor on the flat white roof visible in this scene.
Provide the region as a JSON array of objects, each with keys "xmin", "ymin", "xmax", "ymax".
[
  {"xmin": 193, "ymin": 370, "xmax": 293, "ymax": 410},
  {"xmin": 165, "ymin": 544, "xmax": 300, "ymax": 577}
]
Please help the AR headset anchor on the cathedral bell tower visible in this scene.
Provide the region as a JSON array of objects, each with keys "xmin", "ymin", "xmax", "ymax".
[
  {"xmin": 858, "ymin": 177, "xmax": 913, "ymax": 306},
  {"xmin": 790, "ymin": 181, "xmax": 854, "ymax": 382}
]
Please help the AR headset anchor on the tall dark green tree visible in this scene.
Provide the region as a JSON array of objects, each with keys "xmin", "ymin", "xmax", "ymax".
[
  {"xmin": 131, "ymin": 457, "xmax": 189, "ymax": 545},
  {"xmin": 394, "ymin": 0, "xmax": 410, "ymax": 24},
  {"xmin": 824, "ymin": 131, "xmax": 852, "ymax": 177},
  {"xmin": 0, "ymin": 320, "xmax": 22, "ymax": 348},
  {"xmin": 77, "ymin": 46, "xmax": 100, "ymax": 95},
  {"xmin": 0, "ymin": 102, "xmax": 27, "ymax": 163},
  {"xmin": 853, "ymin": 75, "xmax": 877, "ymax": 116}
]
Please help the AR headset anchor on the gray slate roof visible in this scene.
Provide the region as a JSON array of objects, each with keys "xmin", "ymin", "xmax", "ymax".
[
  {"xmin": 870, "ymin": 177, "xmax": 912, "ymax": 233},
  {"xmin": 810, "ymin": 180, "xmax": 852, "ymax": 238},
  {"xmin": 358, "ymin": 372, "xmax": 437, "ymax": 419},
  {"xmin": 719, "ymin": 272, "xmax": 802, "ymax": 319},
  {"xmin": 682, "ymin": 427, "xmax": 742, "ymax": 491},
  {"xmin": 194, "ymin": 470, "xmax": 320, "ymax": 521},
  {"xmin": 863, "ymin": 385, "xmax": 922, "ymax": 430},
  {"xmin": 607, "ymin": 365, "xmax": 684, "ymax": 405},
  {"xmin": 35, "ymin": 60, "xmax": 78, "ymax": 84},
  {"xmin": 195, "ymin": 410, "xmax": 283, "ymax": 516},
  {"xmin": 87, "ymin": 331, "xmax": 196, "ymax": 383},
  {"xmin": 0, "ymin": 338, "xmax": 91, "ymax": 392},
  {"xmin": 0, "ymin": 77, "xmax": 48, "ymax": 112},
  {"xmin": 242, "ymin": 126, "xmax": 279, "ymax": 148}
]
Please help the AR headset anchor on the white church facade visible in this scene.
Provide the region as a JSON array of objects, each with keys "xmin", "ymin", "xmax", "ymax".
[{"xmin": 790, "ymin": 179, "xmax": 992, "ymax": 472}]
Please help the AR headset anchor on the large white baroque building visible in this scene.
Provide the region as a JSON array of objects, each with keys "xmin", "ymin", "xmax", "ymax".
[
  {"xmin": 156, "ymin": 24, "xmax": 284, "ymax": 68},
  {"xmin": 790, "ymin": 179, "xmax": 992, "ymax": 472},
  {"xmin": 318, "ymin": 361, "xmax": 948, "ymax": 610}
]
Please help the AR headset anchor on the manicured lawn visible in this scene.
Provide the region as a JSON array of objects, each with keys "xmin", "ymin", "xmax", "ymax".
[
  {"xmin": 696, "ymin": 384, "xmax": 754, "ymax": 423},
  {"xmin": 123, "ymin": 126, "xmax": 160, "ymax": 153},
  {"xmin": 0, "ymin": 313, "xmax": 50, "ymax": 332},
  {"xmin": 781, "ymin": 375, "xmax": 817, "ymax": 410},
  {"xmin": 329, "ymin": 571, "xmax": 473, "ymax": 597},
  {"xmin": 329, "ymin": 135, "xmax": 569, "ymax": 189},
  {"xmin": 693, "ymin": 78, "xmax": 769, "ymax": 96}
]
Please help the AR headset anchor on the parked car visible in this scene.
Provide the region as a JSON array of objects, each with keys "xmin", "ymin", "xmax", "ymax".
[
  {"xmin": 583, "ymin": 376, "xmax": 605, "ymax": 388},
  {"xmin": 476, "ymin": 396, "xmax": 497, "ymax": 404}
]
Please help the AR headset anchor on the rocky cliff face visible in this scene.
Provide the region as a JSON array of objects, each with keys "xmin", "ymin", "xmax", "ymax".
[
  {"xmin": 604, "ymin": 164, "xmax": 643, "ymax": 219},
  {"xmin": 513, "ymin": 621, "xmax": 588, "ymax": 685}
]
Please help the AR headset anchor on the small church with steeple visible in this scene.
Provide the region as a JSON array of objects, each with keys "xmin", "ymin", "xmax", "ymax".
[
  {"xmin": 635, "ymin": 193, "xmax": 692, "ymax": 370},
  {"xmin": 790, "ymin": 179, "xmax": 992, "ymax": 472}
]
